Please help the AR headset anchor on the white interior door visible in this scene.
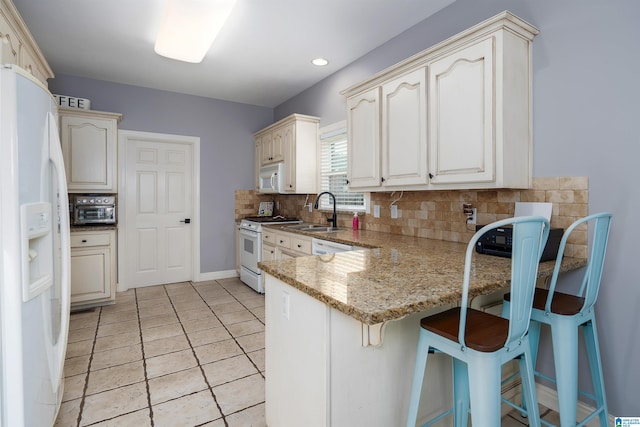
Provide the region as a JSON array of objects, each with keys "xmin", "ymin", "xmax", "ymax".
[{"xmin": 120, "ymin": 131, "xmax": 199, "ymax": 288}]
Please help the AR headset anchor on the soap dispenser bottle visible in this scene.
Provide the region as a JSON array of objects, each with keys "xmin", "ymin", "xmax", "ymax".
[{"xmin": 352, "ymin": 212, "xmax": 359, "ymax": 230}]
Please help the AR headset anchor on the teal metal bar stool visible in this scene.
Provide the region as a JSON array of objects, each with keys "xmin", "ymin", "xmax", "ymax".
[
  {"xmin": 502, "ymin": 212, "xmax": 612, "ymax": 427},
  {"xmin": 406, "ymin": 216, "xmax": 550, "ymax": 427}
]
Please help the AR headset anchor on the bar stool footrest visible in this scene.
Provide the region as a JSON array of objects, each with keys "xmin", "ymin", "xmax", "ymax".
[{"xmin": 420, "ymin": 408, "xmax": 454, "ymax": 427}]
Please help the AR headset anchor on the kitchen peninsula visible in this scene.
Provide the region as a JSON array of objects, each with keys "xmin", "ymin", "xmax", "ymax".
[{"xmin": 258, "ymin": 227, "xmax": 585, "ymax": 426}]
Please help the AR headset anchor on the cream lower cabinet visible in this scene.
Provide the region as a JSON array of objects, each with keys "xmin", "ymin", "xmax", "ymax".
[
  {"xmin": 59, "ymin": 108, "xmax": 122, "ymax": 193},
  {"xmin": 344, "ymin": 11, "xmax": 538, "ymax": 192},
  {"xmin": 275, "ymin": 232, "xmax": 312, "ymax": 259},
  {"xmin": 262, "ymin": 242, "xmax": 276, "ymax": 263},
  {"xmin": 262, "ymin": 229, "xmax": 312, "ymax": 261},
  {"xmin": 70, "ymin": 229, "xmax": 116, "ymax": 309}
]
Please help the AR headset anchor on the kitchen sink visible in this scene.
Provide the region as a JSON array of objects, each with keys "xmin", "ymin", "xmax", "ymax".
[{"xmin": 285, "ymin": 224, "xmax": 344, "ymax": 233}]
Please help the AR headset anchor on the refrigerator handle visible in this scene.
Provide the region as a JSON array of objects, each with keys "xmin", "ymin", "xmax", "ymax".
[{"xmin": 47, "ymin": 112, "xmax": 71, "ymax": 388}]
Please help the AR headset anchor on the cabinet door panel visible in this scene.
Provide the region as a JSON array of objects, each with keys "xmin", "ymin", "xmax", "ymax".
[
  {"xmin": 281, "ymin": 123, "xmax": 295, "ymax": 191},
  {"xmin": 70, "ymin": 248, "xmax": 111, "ymax": 303},
  {"xmin": 60, "ymin": 114, "xmax": 117, "ymax": 191},
  {"xmin": 347, "ymin": 88, "xmax": 381, "ymax": 188},
  {"xmin": 271, "ymin": 127, "xmax": 286, "ymax": 164},
  {"xmin": 429, "ymin": 37, "xmax": 494, "ymax": 184},
  {"xmin": 382, "ymin": 68, "xmax": 428, "ymax": 187},
  {"xmin": 260, "ymin": 134, "xmax": 273, "ymax": 165},
  {"xmin": 69, "ymin": 124, "xmax": 108, "ymax": 184},
  {"xmin": 262, "ymin": 244, "xmax": 276, "ymax": 262}
]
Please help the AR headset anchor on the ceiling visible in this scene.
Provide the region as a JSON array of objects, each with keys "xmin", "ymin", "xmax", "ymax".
[{"xmin": 12, "ymin": 0, "xmax": 454, "ymax": 107}]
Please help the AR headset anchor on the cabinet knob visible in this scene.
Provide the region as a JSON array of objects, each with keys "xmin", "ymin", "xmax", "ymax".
[
  {"xmin": 381, "ymin": 177, "xmax": 386, "ymax": 183},
  {"xmin": 346, "ymin": 179, "xmax": 350, "ymax": 185},
  {"xmin": 429, "ymin": 173, "xmax": 434, "ymax": 179},
  {"xmin": 297, "ymin": 244, "xmax": 302, "ymax": 248},
  {"xmin": 279, "ymin": 240, "xmax": 284, "ymax": 244}
]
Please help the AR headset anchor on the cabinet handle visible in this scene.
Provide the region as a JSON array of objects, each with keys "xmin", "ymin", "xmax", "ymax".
[
  {"xmin": 429, "ymin": 173, "xmax": 434, "ymax": 179},
  {"xmin": 381, "ymin": 177, "xmax": 386, "ymax": 183},
  {"xmin": 346, "ymin": 179, "xmax": 350, "ymax": 185},
  {"xmin": 81, "ymin": 239, "xmax": 87, "ymax": 243}
]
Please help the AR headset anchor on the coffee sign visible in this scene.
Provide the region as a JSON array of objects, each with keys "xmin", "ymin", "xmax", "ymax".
[{"xmin": 53, "ymin": 94, "xmax": 91, "ymax": 110}]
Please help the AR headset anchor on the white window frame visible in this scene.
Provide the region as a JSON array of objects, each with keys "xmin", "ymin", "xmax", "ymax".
[{"xmin": 317, "ymin": 121, "xmax": 368, "ymax": 213}]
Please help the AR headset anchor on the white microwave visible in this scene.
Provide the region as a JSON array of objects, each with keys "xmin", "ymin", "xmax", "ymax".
[{"xmin": 259, "ymin": 162, "xmax": 285, "ymax": 194}]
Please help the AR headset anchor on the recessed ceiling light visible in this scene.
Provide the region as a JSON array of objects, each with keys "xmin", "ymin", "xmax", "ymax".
[{"xmin": 311, "ymin": 58, "xmax": 329, "ymax": 67}]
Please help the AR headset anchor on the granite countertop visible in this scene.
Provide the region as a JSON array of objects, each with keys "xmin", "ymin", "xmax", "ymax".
[{"xmin": 258, "ymin": 225, "xmax": 586, "ymax": 325}]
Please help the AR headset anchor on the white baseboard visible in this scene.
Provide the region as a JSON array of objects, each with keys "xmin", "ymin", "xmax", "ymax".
[
  {"xmin": 196, "ymin": 269, "xmax": 239, "ymax": 282},
  {"xmin": 116, "ymin": 270, "xmax": 239, "ymax": 292},
  {"xmin": 535, "ymin": 383, "xmax": 616, "ymax": 426}
]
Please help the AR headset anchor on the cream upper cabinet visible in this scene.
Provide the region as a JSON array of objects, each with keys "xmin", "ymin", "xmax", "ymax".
[
  {"xmin": 342, "ymin": 11, "xmax": 538, "ymax": 191},
  {"xmin": 347, "ymin": 88, "xmax": 381, "ymax": 188},
  {"xmin": 0, "ymin": 0, "xmax": 53, "ymax": 85},
  {"xmin": 259, "ymin": 132, "xmax": 284, "ymax": 166},
  {"xmin": 255, "ymin": 113, "xmax": 320, "ymax": 194},
  {"xmin": 381, "ymin": 67, "xmax": 428, "ymax": 187},
  {"xmin": 59, "ymin": 109, "xmax": 122, "ymax": 193},
  {"xmin": 348, "ymin": 68, "xmax": 428, "ymax": 190},
  {"xmin": 269, "ymin": 126, "xmax": 287, "ymax": 165},
  {"xmin": 428, "ymin": 37, "xmax": 494, "ymax": 185}
]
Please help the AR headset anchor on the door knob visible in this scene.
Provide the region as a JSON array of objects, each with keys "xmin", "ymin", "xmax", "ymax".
[{"xmin": 180, "ymin": 218, "xmax": 191, "ymax": 224}]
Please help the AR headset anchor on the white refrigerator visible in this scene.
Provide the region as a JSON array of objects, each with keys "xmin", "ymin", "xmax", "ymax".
[{"xmin": 0, "ymin": 65, "xmax": 71, "ymax": 426}]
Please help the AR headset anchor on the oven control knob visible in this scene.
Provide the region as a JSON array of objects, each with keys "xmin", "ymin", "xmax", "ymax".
[
  {"xmin": 81, "ymin": 199, "xmax": 87, "ymax": 204},
  {"xmin": 90, "ymin": 199, "xmax": 95, "ymax": 203}
]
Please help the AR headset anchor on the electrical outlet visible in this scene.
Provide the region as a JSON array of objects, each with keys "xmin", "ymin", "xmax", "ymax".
[
  {"xmin": 373, "ymin": 205, "xmax": 381, "ymax": 218},
  {"xmin": 467, "ymin": 208, "xmax": 477, "ymax": 225},
  {"xmin": 390, "ymin": 205, "xmax": 398, "ymax": 219}
]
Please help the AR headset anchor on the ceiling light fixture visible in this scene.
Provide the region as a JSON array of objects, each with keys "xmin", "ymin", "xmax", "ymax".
[
  {"xmin": 154, "ymin": 0, "xmax": 237, "ymax": 63},
  {"xmin": 311, "ymin": 58, "xmax": 329, "ymax": 66}
]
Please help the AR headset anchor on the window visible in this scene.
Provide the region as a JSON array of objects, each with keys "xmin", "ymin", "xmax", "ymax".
[{"xmin": 318, "ymin": 122, "xmax": 366, "ymax": 212}]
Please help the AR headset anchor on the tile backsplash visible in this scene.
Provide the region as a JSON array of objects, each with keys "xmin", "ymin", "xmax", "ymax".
[{"xmin": 235, "ymin": 176, "xmax": 588, "ymax": 258}]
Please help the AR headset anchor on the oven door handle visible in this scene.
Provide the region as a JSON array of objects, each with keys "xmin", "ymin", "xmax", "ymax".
[{"xmin": 240, "ymin": 228, "xmax": 259, "ymax": 239}]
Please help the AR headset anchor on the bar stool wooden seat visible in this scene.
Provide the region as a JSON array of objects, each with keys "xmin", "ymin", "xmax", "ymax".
[
  {"xmin": 502, "ymin": 212, "xmax": 612, "ymax": 427},
  {"xmin": 406, "ymin": 216, "xmax": 550, "ymax": 427}
]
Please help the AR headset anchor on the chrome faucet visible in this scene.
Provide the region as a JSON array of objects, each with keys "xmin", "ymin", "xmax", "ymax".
[{"xmin": 314, "ymin": 192, "xmax": 337, "ymax": 229}]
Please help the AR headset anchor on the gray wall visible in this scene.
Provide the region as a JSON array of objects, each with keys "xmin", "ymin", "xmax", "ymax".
[
  {"xmin": 49, "ymin": 75, "xmax": 273, "ymax": 274},
  {"xmin": 276, "ymin": 0, "xmax": 640, "ymax": 416}
]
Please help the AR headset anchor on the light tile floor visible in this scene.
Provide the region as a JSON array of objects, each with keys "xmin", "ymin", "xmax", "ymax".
[
  {"xmin": 55, "ymin": 276, "xmax": 563, "ymax": 427},
  {"xmin": 55, "ymin": 277, "xmax": 266, "ymax": 427}
]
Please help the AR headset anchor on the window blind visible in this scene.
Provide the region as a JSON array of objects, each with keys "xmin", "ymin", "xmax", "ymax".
[{"xmin": 319, "ymin": 128, "xmax": 365, "ymax": 212}]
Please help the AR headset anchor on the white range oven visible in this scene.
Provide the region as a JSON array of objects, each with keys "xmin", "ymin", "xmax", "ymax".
[{"xmin": 239, "ymin": 216, "xmax": 301, "ymax": 293}]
